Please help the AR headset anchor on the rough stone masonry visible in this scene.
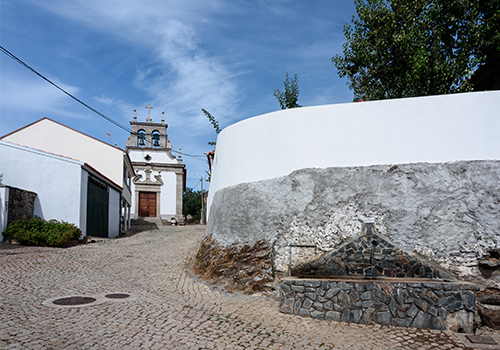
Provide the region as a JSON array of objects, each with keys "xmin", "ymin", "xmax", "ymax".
[{"xmin": 205, "ymin": 160, "xmax": 500, "ymax": 290}]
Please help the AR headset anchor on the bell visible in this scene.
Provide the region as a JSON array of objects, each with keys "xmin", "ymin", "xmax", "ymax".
[
  {"xmin": 139, "ymin": 138, "xmax": 145, "ymax": 146},
  {"xmin": 153, "ymin": 139, "xmax": 160, "ymax": 147}
]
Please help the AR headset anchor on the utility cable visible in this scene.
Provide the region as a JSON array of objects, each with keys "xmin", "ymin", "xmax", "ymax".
[
  {"xmin": 1, "ymin": 45, "xmax": 209, "ymax": 161},
  {"xmin": 1, "ymin": 46, "xmax": 131, "ymax": 132}
]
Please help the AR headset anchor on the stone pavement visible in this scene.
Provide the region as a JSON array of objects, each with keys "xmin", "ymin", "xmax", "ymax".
[{"xmin": 0, "ymin": 225, "xmax": 486, "ymax": 349}]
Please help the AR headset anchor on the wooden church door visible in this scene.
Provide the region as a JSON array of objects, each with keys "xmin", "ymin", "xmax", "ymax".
[{"xmin": 139, "ymin": 192, "xmax": 157, "ymax": 217}]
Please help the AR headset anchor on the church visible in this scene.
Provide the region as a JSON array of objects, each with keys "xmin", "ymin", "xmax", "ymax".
[{"xmin": 125, "ymin": 105, "xmax": 186, "ymax": 221}]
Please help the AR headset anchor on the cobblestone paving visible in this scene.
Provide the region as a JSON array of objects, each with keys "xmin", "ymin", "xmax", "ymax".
[{"xmin": 0, "ymin": 225, "xmax": 475, "ymax": 349}]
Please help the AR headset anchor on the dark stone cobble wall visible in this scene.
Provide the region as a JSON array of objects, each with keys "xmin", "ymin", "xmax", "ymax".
[
  {"xmin": 293, "ymin": 223, "xmax": 451, "ymax": 280},
  {"xmin": 280, "ymin": 278, "xmax": 478, "ymax": 331},
  {"xmin": 7, "ymin": 186, "xmax": 37, "ymax": 225}
]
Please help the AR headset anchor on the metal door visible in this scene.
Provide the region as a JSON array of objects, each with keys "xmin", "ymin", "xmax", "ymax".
[{"xmin": 87, "ymin": 176, "xmax": 109, "ymax": 237}]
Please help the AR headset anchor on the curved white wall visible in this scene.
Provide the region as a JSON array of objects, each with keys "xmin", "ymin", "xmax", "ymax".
[{"xmin": 208, "ymin": 91, "xmax": 500, "ymax": 214}]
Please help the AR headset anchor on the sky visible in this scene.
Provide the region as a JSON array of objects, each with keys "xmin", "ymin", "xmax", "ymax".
[{"xmin": 0, "ymin": 0, "xmax": 357, "ymax": 190}]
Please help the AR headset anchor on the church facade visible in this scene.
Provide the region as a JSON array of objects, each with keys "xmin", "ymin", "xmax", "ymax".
[{"xmin": 125, "ymin": 106, "xmax": 186, "ymax": 221}]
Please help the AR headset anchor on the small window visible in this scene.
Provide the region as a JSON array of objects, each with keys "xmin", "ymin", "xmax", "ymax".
[
  {"xmin": 152, "ymin": 130, "xmax": 160, "ymax": 148},
  {"xmin": 137, "ymin": 130, "xmax": 146, "ymax": 147}
]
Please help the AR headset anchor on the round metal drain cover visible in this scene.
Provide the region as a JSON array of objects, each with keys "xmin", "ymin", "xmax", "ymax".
[
  {"xmin": 105, "ymin": 293, "xmax": 130, "ymax": 299},
  {"xmin": 52, "ymin": 296, "xmax": 97, "ymax": 306}
]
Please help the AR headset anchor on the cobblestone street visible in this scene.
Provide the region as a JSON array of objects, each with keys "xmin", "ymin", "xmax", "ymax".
[{"xmin": 0, "ymin": 225, "xmax": 485, "ymax": 349}]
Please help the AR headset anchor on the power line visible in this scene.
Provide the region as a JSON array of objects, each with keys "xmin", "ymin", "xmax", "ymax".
[
  {"xmin": 1, "ymin": 46, "xmax": 131, "ymax": 132},
  {"xmin": 1, "ymin": 45, "xmax": 209, "ymax": 161}
]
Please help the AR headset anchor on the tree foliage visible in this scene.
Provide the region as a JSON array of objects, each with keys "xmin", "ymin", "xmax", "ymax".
[
  {"xmin": 332, "ymin": 0, "xmax": 499, "ymax": 101},
  {"xmin": 274, "ymin": 72, "xmax": 302, "ymax": 109},
  {"xmin": 183, "ymin": 188, "xmax": 202, "ymax": 222}
]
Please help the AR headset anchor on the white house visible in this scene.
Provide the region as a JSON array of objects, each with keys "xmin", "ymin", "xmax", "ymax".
[
  {"xmin": 0, "ymin": 118, "xmax": 135, "ymax": 237},
  {"xmin": 125, "ymin": 108, "xmax": 186, "ymax": 221},
  {"xmin": 0, "ymin": 141, "xmax": 122, "ymax": 238}
]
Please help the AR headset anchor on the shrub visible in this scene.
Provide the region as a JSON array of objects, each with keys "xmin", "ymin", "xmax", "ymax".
[{"xmin": 4, "ymin": 217, "xmax": 81, "ymax": 247}]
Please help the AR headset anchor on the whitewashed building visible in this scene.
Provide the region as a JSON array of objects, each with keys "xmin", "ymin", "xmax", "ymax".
[
  {"xmin": 125, "ymin": 108, "xmax": 186, "ymax": 220},
  {"xmin": 0, "ymin": 118, "xmax": 135, "ymax": 237},
  {"xmin": 0, "ymin": 141, "xmax": 122, "ymax": 238}
]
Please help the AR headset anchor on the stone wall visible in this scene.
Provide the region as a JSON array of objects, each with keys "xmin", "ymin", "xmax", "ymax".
[
  {"xmin": 194, "ymin": 234, "xmax": 274, "ymax": 294},
  {"xmin": 280, "ymin": 278, "xmax": 478, "ymax": 331},
  {"xmin": 293, "ymin": 223, "xmax": 451, "ymax": 280},
  {"xmin": 7, "ymin": 186, "xmax": 37, "ymax": 225},
  {"xmin": 206, "ymin": 161, "xmax": 500, "ymax": 288}
]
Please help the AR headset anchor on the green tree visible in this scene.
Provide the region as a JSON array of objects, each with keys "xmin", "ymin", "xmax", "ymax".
[
  {"xmin": 332, "ymin": 0, "xmax": 495, "ymax": 101},
  {"xmin": 183, "ymin": 188, "xmax": 202, "ymax": 222},
  {"xmin": 274, "ymin": 72, "xmax": 302, "ymax": 109}
]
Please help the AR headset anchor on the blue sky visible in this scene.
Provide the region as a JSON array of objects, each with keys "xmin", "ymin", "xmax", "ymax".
[{"xmin": 1, "ymin": 0, "xmax": 357, "ymax": 189}]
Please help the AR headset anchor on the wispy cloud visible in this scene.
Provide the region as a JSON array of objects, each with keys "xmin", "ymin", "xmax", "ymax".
[{"xmin": 29, "ymin": 0, "xmax": 239, "ymax": 131}]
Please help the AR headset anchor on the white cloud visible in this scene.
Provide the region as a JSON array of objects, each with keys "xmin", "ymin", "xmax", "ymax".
[{"xmin": 29, "ymin": 0, "xmax": 239, "ymax": 132}]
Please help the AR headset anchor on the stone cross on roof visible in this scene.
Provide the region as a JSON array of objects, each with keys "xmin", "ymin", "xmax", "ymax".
[{"xmin": 145, "ymin": 103, "xmax": 153, "ymax": 122}]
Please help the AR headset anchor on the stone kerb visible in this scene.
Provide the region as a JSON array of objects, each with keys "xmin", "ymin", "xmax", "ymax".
[{"xmin": 279, "ymin": 278, "xmax": 479, "ymax": 331}]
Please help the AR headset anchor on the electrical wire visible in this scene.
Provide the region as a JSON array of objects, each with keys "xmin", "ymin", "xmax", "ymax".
[
  {"xmin": 1, "ymin": 45, "xmax": 209, "ymax": 161},
  {"xmin": 1, "ymin": 45, "xmax": 131, "ymax": 132}
]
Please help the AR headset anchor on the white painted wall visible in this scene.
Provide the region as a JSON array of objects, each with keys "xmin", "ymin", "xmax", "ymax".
[
  {"xmin": 208, "ymin": 91, "xmax": 500, "ymax": 215},
  {"xmin": 129, "ymin": 149, "xmax": 177, "ymax": 164},
  {"xmin": 0, "ymin": 187, "xmax": 8, "ymax": 240},
  {"xmin": 160, "ymin": 171, "xmax": 177, "ymax": 219},
  {"xmin": 0, "ymin": 141, "xmax": 84, "ymax": 232},
  {"xmin": 2, "ymin": 118, "xmax": 126, "ymax": 189},
  {"xmin": 108, "ymin": 188, "xmax": 121, "ymax": 238},
  {"xmin": 79, "ymin": 171, "xmax": 88, "ymax": 238}
]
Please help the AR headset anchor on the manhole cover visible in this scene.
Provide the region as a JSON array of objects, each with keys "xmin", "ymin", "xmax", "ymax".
[
  {"xmin": 105, "ymin": 293, "xmax": 130, "ymax": 299},
  {"xmin": 52, "ymin": 296, "xmax": 97, "ymax": 306},
  {"xmin": 466, "ymin": 335, "xmax": 498, "ymax": 345}
]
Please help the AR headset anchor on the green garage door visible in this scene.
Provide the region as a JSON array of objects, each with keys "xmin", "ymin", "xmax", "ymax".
[{"xmin": 87, "ymin": 176, "xmax": 109, "ymax": 237}]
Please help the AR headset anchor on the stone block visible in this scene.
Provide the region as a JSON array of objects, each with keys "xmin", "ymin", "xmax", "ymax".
[
  {"xmin": 392, "ymin": 318, "xmax": 412, "ymax": 328},
  {"xmin": 338, "ymin": 282, "xmax": 354, "ymax": 291},
  {"xmin": 291, "ymin": 285, "xmax": 305, "ymax": 292},
  {"xmin": 313, "ymin": 302, "xmax": 324, "ymax": 311},
  {"xmin": 361, "ymin": 291, "xmax": 372, "ymax": 301},
  {"xmin": 464, "ymin": 291, "xmax": 475, "ymax": 311},
  {"xmin": 394, "ymin": 288, "xmax": 403, "ymax": 304},
  {"xmin": 298, "ymin": 308, "xmax": 310, "ymax": 317},
  {"xmin": 411, "ymin": 311, "xmax": 431, "ymax": 329},
  {"xmin": 280, "ymin": 305, "xmax": 293, "ymax": 314},
  {"xmin": 361, "ymin": 307, "xmax": 375, "ymax": 323},
  {"xmin": 294, "ymin": 301, "xmax": 301, "ymax": 314},
  {"xmin": 406, "ymin": 305, "xmax": 418, "ymax": 318},
  {"xmin": 325, "ymin": 288, "xmax": 340, "ymax": 299},
  {"xmin": 429, "ymin": 316, "xmax": 446, "ymax": 330},
  {"xmin": 305, "ymin": 292, "xmax": 317, "ymax": 301},
  {"xmin": 305, "ymin": 280, "xmax": 321, "ymax": 288},
  {"xmin": 437, "ymin": 295, "xmax": 456, "ymax": 307},
  {"xmin": 445, "ymin": 301, "xmax": 463, "ymax": 313},
  {"xmin": 414, "ymin": 299, "xmax": 429, "ymax": 312},
  {"xmin": 281, "ymin": 284, "xmax": 291, "ymax": 292},
  {"xmin": 302, "ymin": 298, "xmax": 313, "ymax": 309},
  {"xmin": 352, "ymin": 309, "xmax": 363, "ymax": 323},
  {"xmin": 311, "ymin": 310, "xmax": 325, "ymax": 319},
  {"xmin": 354, "ymin": 283, "xmax": 366, "ymax": 293},
  {"xmin": 324, "ymin": 301, "xmax": 333, "ymax": 311},
  {"xmin": 325, "ymin": 311, "xmax": 342, "ymax": 322},
  {"xmin": 389, "ymin": 298, "xmax": 398, "ymax": 317},
  {"xmin": 373, "ymin": 311, "xmax": 391, "ymax": 325}
]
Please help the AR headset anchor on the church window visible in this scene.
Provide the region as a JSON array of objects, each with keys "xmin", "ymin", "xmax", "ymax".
[
  {"xmin": 138, "ymin": 130, "xmax": 146, "ymax": 147},
  {"xmin": 152, "ymin": 130, "xmax": 160, "ymax": 148}
]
